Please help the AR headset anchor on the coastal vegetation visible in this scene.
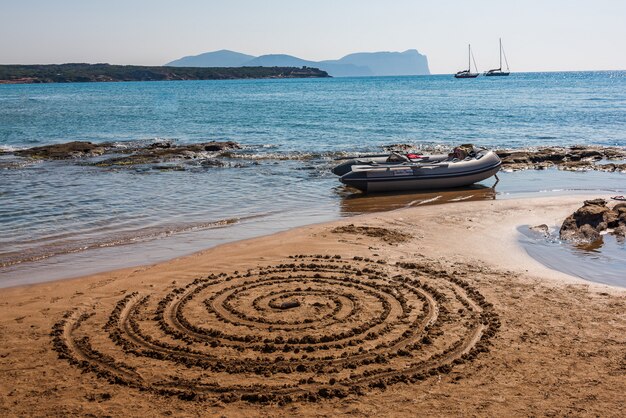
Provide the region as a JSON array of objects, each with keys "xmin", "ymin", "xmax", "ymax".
[{"xmin": 0, "ymin": 63, "xmax": 329, "ymax": 84}]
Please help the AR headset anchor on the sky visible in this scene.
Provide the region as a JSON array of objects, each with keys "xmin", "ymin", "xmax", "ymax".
[{"xmin": 1, "ymin": 0, "xmax": 625, "ymax": 74}]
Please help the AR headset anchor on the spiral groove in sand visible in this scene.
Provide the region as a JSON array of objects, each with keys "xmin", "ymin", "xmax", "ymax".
[{"xmin": 51, "ymin": 255, "xmax": 500, "ymax": 403}]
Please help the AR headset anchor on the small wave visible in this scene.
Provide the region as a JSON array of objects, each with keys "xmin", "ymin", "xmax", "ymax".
[
  {"xmin": 219, "ymin": 150, "xmax": 338, "ymax": 161},
  {"xmin": 0, "ymin": 144, "xmax": 26, "ymax": 152},
  {"xmin": 532, "ymin": 136, "xmax": 558, "ymax": 140},
  {"xmin": 219, "ymin": 143, "xmax": 457, "ymax": 162},
  {"xmin": 108, "ymin": 137, "xmax": 179, "ymax": 149}
]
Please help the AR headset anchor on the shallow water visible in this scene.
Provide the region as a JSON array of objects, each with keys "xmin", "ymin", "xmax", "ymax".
[
  {"xmin": 1, "ymin": 72, "xmax": 625, "ymax": 287},
  {"xmin": 519, "ymin": 226, "xmax": 626, "ymax": 288}
]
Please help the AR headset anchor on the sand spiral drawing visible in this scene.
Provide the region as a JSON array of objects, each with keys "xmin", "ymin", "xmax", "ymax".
[{"xmin": 51, "ymin": 255, "xmax": 500, "ymax": 403}]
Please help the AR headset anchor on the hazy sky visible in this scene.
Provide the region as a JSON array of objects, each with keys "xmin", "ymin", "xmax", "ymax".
[{"xmin": 1, "ymin": 0, "xmax": 625, "ymax": 73}]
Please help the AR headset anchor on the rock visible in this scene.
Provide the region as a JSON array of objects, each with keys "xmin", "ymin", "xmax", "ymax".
[
  {"xmin": 382, "ymin": 144, "xmax": 414, "ymax": 152},
  {"xmin": 199, "ymin": 158, "xmax": 225, "ymax": 167},
  {"xmin": 89, "ymin": 141, "xmax": 240, "ymax": 167},
  {"xmin": 604, "ymin": 211, "xmax": 619, "ymax": 228},
  {"xmin": 11, "ymin": 140, "xmax": 240, "ymax": 166},
  {"xmin": 499, "ymin": 152, "xmax": 530, "ymax": 164},
  {"xmin": 497, "ymin": 146, "xmax": 626, "ymax": 172},
  {"xmin": 535, "ymin": 149, "xmax": 565, "ymax": 162},
  {"xmin": 574, "ymin": 199, "xmax": 609, "ymax": 229},
  {"xmin": 201, "ymin": 141, "xmax": 240, "ymax": 152},
  {"xmin": 15, "ymin": 141, "xmax": 107, "ymax": 159},
  {"xmin": 559, "ymin": 199, "xmax": 626, "ymax": 243},
  {"xmin": 614, "ymin": 225, "xmax": 626, "ymax": 243},
  {"xmin": 613, "ymin": 203, "xmax": 626, "ymax": 213},
  {"xmin": 578, "ymin": 224, "xmax": 601, "ymax": 242},
  {"xmin": 149, "ymin": 141, "xmax": 172, "ymax": 149},
  {"xmin": 529, "ymin": 224, "xmax": 550, "ymax": 237},
  {"xmin": 559, "ymin": 216, "xmax": 578, "ymax": 238},
  {"xmin": 559, "ymin": 161, "xmax": 593, "ymax": 171}
]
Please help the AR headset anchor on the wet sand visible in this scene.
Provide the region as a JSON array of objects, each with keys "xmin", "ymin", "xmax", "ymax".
[{"xmin": 0, "ymin": 195, "xmax": 624, "ymax": 417}]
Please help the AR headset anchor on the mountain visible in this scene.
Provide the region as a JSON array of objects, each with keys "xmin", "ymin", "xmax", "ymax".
[
  {"xmin": 165, "ymin": 50, "xmax": 430, "ymax": 77},
  {"xmin": 245, "ymin": 54, "xmax": 372, "ymax": 77},
  {"xmin": 324, "ymin": 50, "xmax": 430, "ymax": 76},
  {"xmin": 166, "ymin": 50, "xmax": 255, "ymax": 67},
  {"xmin": 244, "ymin": 54, "xmax": 313, "ymax": 67}
]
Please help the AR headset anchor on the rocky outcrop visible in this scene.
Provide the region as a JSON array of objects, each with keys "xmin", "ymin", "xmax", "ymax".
[
  {"xmin": 559, "ymin": 199, "xmax": 626, "ymax": 243},
  {"xmin": 497, "ymin": 146, "xmax": 626, "ymax": 172},
  {"xmin": 14, "ymin": 141, "xmax": 108, "ymax": 159},
  {"xmin": 8, "ymin": 140, "xmax": 241, "ymax": 169},
  {"xmin": 91, "ymin": 141, "xmax": 240, "ymax": 167}
]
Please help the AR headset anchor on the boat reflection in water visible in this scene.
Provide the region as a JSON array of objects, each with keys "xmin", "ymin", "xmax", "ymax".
[{"xmin": 338, "ymin": 184, "xmax": 497, "ymax": 216}]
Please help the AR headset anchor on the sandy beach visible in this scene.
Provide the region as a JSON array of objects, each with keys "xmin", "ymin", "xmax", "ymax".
[{"xmin": 0, "ymin": 195, "xmax": 624, "ymax": 417}]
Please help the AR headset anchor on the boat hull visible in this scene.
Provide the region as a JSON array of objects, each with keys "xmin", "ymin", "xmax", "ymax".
[
  {"xmin": 340, "ymin": 151, "xmax": 501, "ymax": 193},
  {"xmin": 454, "ymin": 73, "xmax": 479, "ymax": 78}
]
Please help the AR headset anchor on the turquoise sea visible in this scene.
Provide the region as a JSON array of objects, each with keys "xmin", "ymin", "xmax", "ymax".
[{"xmin": 1, "ymin": 72, "xmax": 625, "ymax": 286}]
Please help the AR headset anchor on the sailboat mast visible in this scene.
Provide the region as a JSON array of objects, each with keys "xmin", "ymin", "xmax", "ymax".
[
  {"xmin": 468, "ymin": 44, "xmax": 471, "ymax": 72},
  {"xmin": 499, "ymin": 38, "xmax": 502, "ymax": 70}
]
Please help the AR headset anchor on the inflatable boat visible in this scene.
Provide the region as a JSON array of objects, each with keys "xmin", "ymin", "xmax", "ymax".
[{"xmin": 337, "ymin": 150, "xmax": 501, "ymax": 193}]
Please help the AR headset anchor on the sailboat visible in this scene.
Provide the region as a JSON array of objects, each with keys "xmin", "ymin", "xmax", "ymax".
[
  {"xmin": 455, "ymin": 44, "xmax": 479, "ymax": 78},
  {"xmin": 485, "ymin": 38, "xmax": 510, "ymax": 76}
]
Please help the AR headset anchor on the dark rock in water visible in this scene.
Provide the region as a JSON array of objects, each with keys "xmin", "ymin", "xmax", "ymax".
[
  {"xmin": 88, "ymin": 141, "xmax": 240, "ymax": 167},
  {"xmin": 151, "ymin": 164, "xmax": 186, "ymax": 171},
  {"xmin": 499, "ymin": 151, "xmax": 530, "ymax": 164},
  {"xmin": 574, "ymin": 199, "xmax": 609, "ymax": 229},
  {"xmin": 497, "ymin": 146, "xmax": 626, "ymax": 172},
  {"xmin": 597, "ymin": 163, "xmax": 626, "ymax": 173},
  {"xmin": 199, "ymin": 158, "xmax": 225, "ymax": 167},
  {"xmin": 11, "ymin": 140, "xmax": 240, "ymax": 166},
  {"xmin": 201, "ymin": 141, "xmax": 239, "ymax": 152},
  {"xmin": 149, "ymin": 141, "xmax": 172, "ymax": 149},
  {"xmin": 529, "ymin": 224, "xmax": 550, "ymax": 237},
  {"xmin": 560, "ymin": 199, "xmax": 626, "ymax": 243},
  {"xmin": 15, "ymin": 141, "xmax": 107, "ymax": 159},
  {"xmin": 614, "ymin": 225, "xmax": 626, "ymax": 243},
  {"xmin": 577, "ymin": 224, "xmax": 601, "ymax": 243},
  {"xmin": 382, "ymin": 144, "xmax": 414, "ymax": 152},
  {"xmin": 604, "ymin": 210, "xmax": 619, "ymax": 228}
]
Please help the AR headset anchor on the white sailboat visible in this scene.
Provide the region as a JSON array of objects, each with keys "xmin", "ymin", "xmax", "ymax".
[
  {"xmin": 485, "ymin": 38, "xmax": 510, "ymax": 76},
  {"xmin": 455, "ymin": 44, "xmax": 479, "ymax": 78}
]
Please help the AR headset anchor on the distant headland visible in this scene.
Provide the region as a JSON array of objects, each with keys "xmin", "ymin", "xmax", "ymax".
[
  {"xmin": 0, "ymin": 63, "xmax": 329, "ymax": 84},
  {"xmin": 166, "ymin": 49, "xmax": 431, "ymax": 77}
]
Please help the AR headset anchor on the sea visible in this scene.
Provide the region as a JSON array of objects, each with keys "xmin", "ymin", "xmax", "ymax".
[{"xmin": 1, "ymin": 71, "xmax": 625, "ymax": 287}]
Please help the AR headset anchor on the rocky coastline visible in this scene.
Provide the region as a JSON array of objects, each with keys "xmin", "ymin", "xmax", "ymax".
[
  {"xmin": 3, "ymin": 142, "xmax": 625, "ymax": 174},
  {"xmin": 496, "ymin": 145, "xmax": 626, "ymax": 172},
  {"xmin": 4, "ymin": 140, "xmax": 242, "ymax": 170}
]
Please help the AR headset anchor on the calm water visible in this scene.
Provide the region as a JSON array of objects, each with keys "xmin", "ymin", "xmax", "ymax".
[{"xmin": 1, "ymin": 72, "xmax": 625, "ymax": 286}]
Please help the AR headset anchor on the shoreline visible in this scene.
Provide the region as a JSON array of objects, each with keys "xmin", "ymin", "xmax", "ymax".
[
  {"xmin": 2, "ymin": 190, "xmax": 623, "ymax": 291},
  {"xmin": 1, "ymin": 194, "xmax": 624, "ymax": 416}
]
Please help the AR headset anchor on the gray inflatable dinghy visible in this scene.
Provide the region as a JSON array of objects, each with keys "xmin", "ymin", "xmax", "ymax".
[{"xmin": 338, "ymin": 150, "xmax": 501, "ymax": 193}]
